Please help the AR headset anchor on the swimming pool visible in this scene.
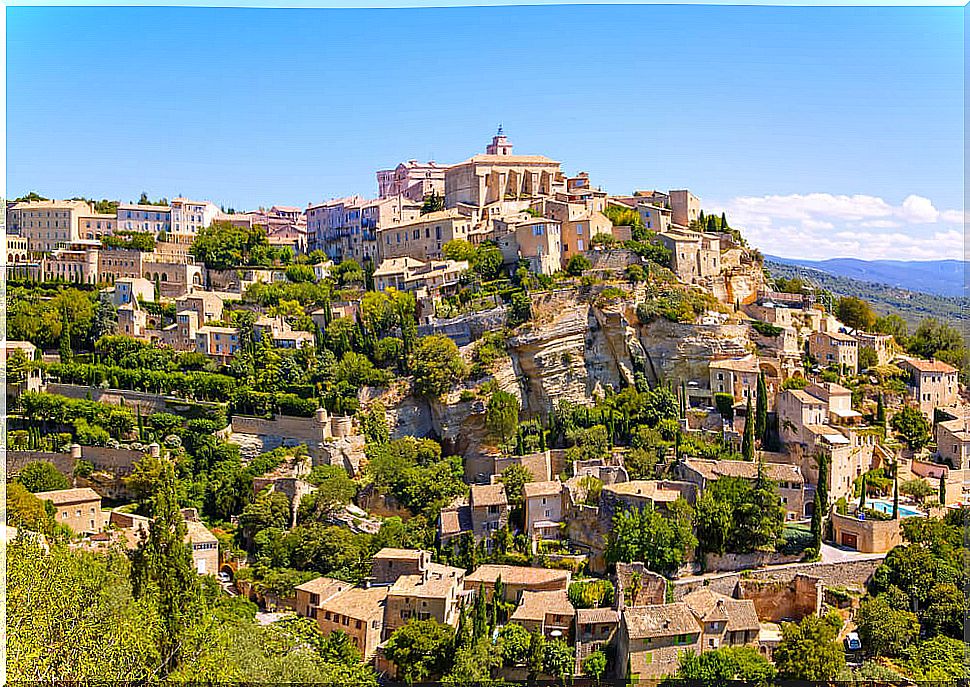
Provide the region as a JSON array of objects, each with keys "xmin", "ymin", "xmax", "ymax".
[{"xmin": 867, "ymin": 499, "xmax": 924, "ymax": 518}]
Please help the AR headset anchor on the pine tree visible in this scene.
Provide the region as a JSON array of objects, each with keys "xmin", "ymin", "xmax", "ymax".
[
  {"xmin": 130, "ymin": 459, "xmax": 202, "ymax": 676},
  {"xmin": 741, "ymin": 397, "xmax": 755, "ymax": 461},
  {"xmin": 755, "ymin": 371, "xmax": 768, "ymax": 447}
]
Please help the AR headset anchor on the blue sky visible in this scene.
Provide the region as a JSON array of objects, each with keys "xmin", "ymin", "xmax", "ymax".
[{"xmin": 6, "ymin": 5, "xmax": 964, "ymax": 260}]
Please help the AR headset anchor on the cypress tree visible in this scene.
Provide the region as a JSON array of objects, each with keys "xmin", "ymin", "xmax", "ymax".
[
  {"xmin": 741, "ymin": 397, "xmax": 755, "ymax": 461},
  {"xmin": 59, "ymin": 319, "xmax": 73, "ymax": 364},
  {"xmin": 876, "ymin": 392, "xmax": 886, "ymax": 425},
  {"xmin": 892, "ymin": 461, "xmax": 899, "ymax": 519},
  {"xmin": 858, "ymin": 473, "xmax": 867, "ymax": 511},
  {"xmin": 699, "ymin": 210, "xmax": 705, "ymax": 225},
  {"xmin": 473, "ymin": 587, "xmax": 488, "ymax": 640},
  {"xmin": 939, "ymin": 473, "xmax": 947, "ymax": 505},
  {"xmin": 721, "ymin": 212, "xmax": 728, "ymax": 230},
  {"xmin": 538, "ymin": 424, "xmax": 547, "ymax": 452},
  {"xmin": 755, "ymin": 372, "xmax": 768, "ymax": 446},
  {"xmin": 810, "ymin": 486, "xmax": 823, "ymax": 552},
  {"xmin": 493, "ymin": 576, "xmax": 505, "ymax": 623},
  {"xmin": 130, "ymin": 459, "xmax": 202, "ymax": 676}
]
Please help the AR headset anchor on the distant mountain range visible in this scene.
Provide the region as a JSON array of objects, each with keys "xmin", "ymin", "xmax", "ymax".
[{"xmin": 765, "ymin": 257, "xmax": 966, "ymax": 298}]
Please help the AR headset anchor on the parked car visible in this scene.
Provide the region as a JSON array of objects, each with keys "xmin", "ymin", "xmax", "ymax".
[
  {"xmin": 217, "ymin": 572, "xmax": 231, "ymax": 584},
  {"xmin": 844, "ymin": 631, "xmax": 862, "ymax": 651}
]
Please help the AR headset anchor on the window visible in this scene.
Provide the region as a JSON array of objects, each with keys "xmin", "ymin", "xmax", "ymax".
[
  {"xmin": 576, "ymin": 224, "xmax": 584, "ymax": 235},
  {"xmin": 533, "ymin": 226, "xmax": 544, "ymax": 236},
  {"xmin": 577, "ymin": 239, "xmax": 584, "ymax": 251}
]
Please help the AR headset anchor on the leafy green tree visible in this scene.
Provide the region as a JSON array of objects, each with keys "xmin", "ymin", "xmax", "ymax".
[
  {"xmin": 420, "ymin": 190, "xmax": 445, "ymax": 215},
  {"xmin": 693, "ymin": 490, "xmax": 733, "ymax": 555},
  {"xmin": 442, "ymin": 239, "xmax": 476, "ymax": 262},
  {"xmin": 583, "ymin": 649, "xmax": 607, "ymax": 681},
  {"xmin": 498, "ymin": 623, "xmax": 531, "ymax": 666},
  {"xmin": 903, "ymin": 635, "xmax": 968, "ymax": 681},
  {"xmin": 892, "ymin": 405, "xmax": 931, "ymax": 450},
  {"xmin": 875, "ymin": 313, "xmax": 909, "ymax": 343},
  {"xmin": 445, "ymin": 637, "xmax": 500, "ymax": 683},
  {"xmin": 566, "ymin": 254, "xmax": 592, "ymax": 276},
  {"xmin": 410, "ymin": 335, "xmax": 467, "ymax": 397},
  {"xmin": 361, "ymin": 401, "xmax": 390, "ymax": 445},
  {"xmin": 499, "ymin": 464, "xmax": 532, "ymax": 511},
  {"xmin": 922, "ymin": 582, "xmax": 964, "ymax": 639},
  {"xmin": 507, "ymin": 290, "xmax": 532, "ymax": 327},
  {"xmin": 8, "ymin": 538, "xmax": 162, "ymax": 680},
  {"xmin": 542, "ymin": 638, "xmax": 574, "ymax": 678},
  {"xmin": 384, "ymin": 618, "xmax": 455, "ymax": 683},
  {"xmin": 855, "ymin": 595, "xmax": 920, "ymax": 656},
  {"xmin": 284, "ymin": 264, "xmax": 315, "ymax": 283},
  {"xmin": 907, "ymin": 318, "xmax": 964, "ymax": 362},
  {"xmin": 837, "ymin": 296, "xmax": 877, "ymax": 331},
  {"xmin": 471, "ymin": 242, "xmax": 504, "ymax": 281},
  {"xmin": 15, "ymin": 461, "xmax": 71, "ymax": 493},
  {"xmin": 606, "ymin": 499, "xmax": 696, "ymax": 575},
  {"xmin": 130, "ymin": 459, "xmax": 203, "ymax": 676},
  {"xmin": 675, "ymin": 645, "xmax": 777, "ymax": 685},
  {"xmin": 773, "ymin": 612, "xmax": 845, "ymax": 681},
  {"xmin": 859, "ymin": 346, "xmax": 879, "ymax": 371},
  {"xmin": 485, "ymin": 390, "xmax": 520, "ymax": 446},
  {"xmin": 899, "ymin": 477, "xmax": 934, "ymax": 504},
  {"xmin": 59, "ymin": 318, "xmax": 73, "ymax": 362}
]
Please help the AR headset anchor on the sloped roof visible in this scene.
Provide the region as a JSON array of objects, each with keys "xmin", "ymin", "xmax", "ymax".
[{"xmin": 623, "ymin": 603, "xmax": 700, "ymax": 639}]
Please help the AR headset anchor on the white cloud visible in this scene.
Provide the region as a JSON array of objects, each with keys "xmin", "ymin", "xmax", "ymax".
[{"xmin": 710, "ymin": 192, "xmax": 965, "ymax": 261}]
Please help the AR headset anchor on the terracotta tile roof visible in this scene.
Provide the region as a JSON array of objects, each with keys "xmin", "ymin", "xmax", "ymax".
[
  {"xmin": 34, "ymin": 487, "xmax": 102, "ymax": 505},
  {"xmin": 511, "ymin": 589, "xmax": 575, "ymax": 623},
  {"xmin": 465, "ymin": 564, "xmax": 570, "ymax": 588},
  {"xmin": 389, "ymin": 563, "xmax": 463, "ymax": 599},
  {"xmin": 374, "ymin": 547, "xmax": 425, "ymax": 561},
  {"xmin": 523, "ymin": 480, "xmax": 562, "ymax": 499},
  {"xmin": 623, "ymin": 603, "xmax": 700, "ymax": 640},
  {"xmin": 683, "ymin": 589, "xmax": 760, "ymax": 633},
  {"xmin": 184, "ymin": 519, "xmax": 218, "ymax": 544},
  {"xmin": 470, "ymin": 483, "xmax": 508, "ymax": 508},
  {"xmin": 321, "ymin": 585, "xmax": 388, "ymax": 620},
  {"xmin": 296, "ymin": 576, "xmax": 353, "ymax": 599},
  {"xmin": 685, "ymin": 459, "xmax": 803, "ymax": 484},
  {"xmin": 576, "ymin": 608, "xmax": 619, "ymax": 625},
  {"xmin": 709, "ymin": 356, "xmax": 760, "ymax": 373},
  {"xmin": 603, "ymin": 480, "xmax": 683, "ymax": 502},
  {"xmin": 900, "ymin": 358, "xmax": 958, "ymax": 374}
]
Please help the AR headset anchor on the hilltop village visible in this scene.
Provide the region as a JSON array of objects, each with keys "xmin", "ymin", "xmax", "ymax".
[{"xmin": 6, "ymin": 131, "xmax": 968, "ymax": 682}]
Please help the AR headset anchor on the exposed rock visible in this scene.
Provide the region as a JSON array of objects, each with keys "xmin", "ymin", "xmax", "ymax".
[
  {"xmin": 316, "ymin": 435, "xmax": 367, "ymax": 477},
  {"xmin": 635, "ymin": 319, "xmax": 752, "ymax": 387}
]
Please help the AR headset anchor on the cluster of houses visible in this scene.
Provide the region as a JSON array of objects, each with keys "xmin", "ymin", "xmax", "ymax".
[{"xmin": 287, "ymin": 546, "xmax": 787, "ymax": 680}]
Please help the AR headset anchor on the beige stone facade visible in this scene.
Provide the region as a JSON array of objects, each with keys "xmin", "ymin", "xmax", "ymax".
[
  {"xmin": 808, "ymin": 331, "xmax": 858, "ymax": 373},
  {"xmin": 377, "ymin": 209, "xmax": 476, "ymax": 262},
  {"xmin": 936, "ymin": 417, "xmax": 970, "ymax": 470},
  {"xmin": 830, "ymin": 511, "xmax": 902, "ymax": 553},
  {"xmin": 382, "ymin": 562, "xmax": 465, "ymax": 639},
  {"xmin": 897, "ymin": 358, "xmax": 959, "ymax": 416},
  {"xmin": 444, "ymin": 132, "xmax": 561, "ymax": 210},
  {"xmin": 8, "ymin": 199, "xmax": 93, "ymax": 253},
  {"xmin": 35, "ymin": 487, "xmax": 104, "ymax": 535},
  {"xmin": 377, "ymin": 160, "xmax": 447, "ymax": 202}
]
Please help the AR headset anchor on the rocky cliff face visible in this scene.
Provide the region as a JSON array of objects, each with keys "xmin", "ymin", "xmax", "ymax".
[{"xmin": 635, "ymin": 319, "xmax": 752, "ymax": 387}]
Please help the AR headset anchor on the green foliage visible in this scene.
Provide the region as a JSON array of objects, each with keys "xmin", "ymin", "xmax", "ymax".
[
  {"xmin": 129, "ymin": 459, "xmax": 203, "ymax": 675},
  {"xmin": 674, "ymin": 645, "xmax": 777, "ymax": 685},
  {"xmin": 567, "ymin": 578, "xmax": 615, "ymax": 608},
  {"xmin": 636, "ymin": 282, "xmax": 725, "ymax": 324},
  {"xmin": 191, "ymin": 222, "xmax": 289, "ymax": 270},
  {"xmin": 471, "ymin": 241, "xmax": 505, "ymax": 281},
  {"xmin": 420, "ymin": 191, "xmax": 445, "ymax": 215},
  {"xmin": 410, "ymin": 334, "xmax": 467, "ymax": 398},
  {"xmin": 583, "ymin": 650, "xmax": 607, "ymax": 681},
  {"xmin": 694, "ymin": 474, "xmax": 786, "ymax": 555},
  {"xmin": 858, "ymin": 346, "xmax": 879, "ymax": 371},
  {"xmin": 625, "ymin": 264, "xmax": 646, "ymax": 283},
  {"xmin": 8, "ymin": 286, "xmax": 98, "ymax": 350},
  {"xmin": 855, "ymin": 594, "xmax": 920, "ymax": 656},
  {"xmin": 566, "ymin": 253, "xmax": 592, "ymax": 276},
  {"xmin": 101, "ymin": 231, "xmax": 156, "ymax": 251},
  {"xmin": 442, "ymin": 238, "xmax": 476, "ymax": 262},
  {"xmin": 284, "ymin": 264, "xmax": 316, "ymax": 283},
  {"xmin": 366, "ymin": 437, "xmax": 467, "ymax": 519},
  {"xmin": 891, "ymin": 405, "xmax": 931, "ymax": 449},
  {"xmin": 605, "ymin": 499, "xmax": 696, "ymax": 575},
  {"xmin": 499, "ymin": 464, "xmax": 533, "ymax": 509},
  {"xmin": 750, "ymin": 320, "xmax": 783, "ymax": 337},
  {"xmin": 837, "ymin": 296, "xmax": 877, "ymax": 331},
  {"xmin": 7, "ymin": 482, "xmax": 62, "ymax": 536},
  {"xmin": 773, "ymin": 612, "xmax": 845, "ymax": 681},
  {"xmin": 15, "ymin": 460, "xmax": 71, "ymax": 493},
  {"xmin": 360, "ymin": 401, "xmax": 390, "ymax": 445},
  {"xmin": 542, "ymin": 638, "xmax": 574, "ymax": 678},
  {"xmin": 384, "ymin": 618, "xmax": 455, "ymax": 683},
  {"xmin": 903, "ymin": 635, "xmax": 969, "ymax": 681},
  {"xmin": 713, "ymin": 392, "xmax": 735, "ymax": 421},
  {"xmin": 486, "ymin": 390, "xmax": 520, "ymax": 445}
]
